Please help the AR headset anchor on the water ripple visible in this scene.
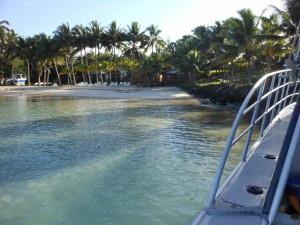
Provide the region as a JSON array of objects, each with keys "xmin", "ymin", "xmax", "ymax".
[{"xmin": 0, "ymin": 97, "xmax": 240, "ymax": 225}]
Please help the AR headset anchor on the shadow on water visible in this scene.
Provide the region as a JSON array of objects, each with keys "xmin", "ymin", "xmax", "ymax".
[
  {"xmin": 0, "ymin": 96, "xmax": 238, "ymax": 187},
  {"xmin": 0, "ymin": 95, "xmax": 246, "ymax": 225},
  {"xmin": 0, "ymin": 112, "xmax": 157, "ymax": 185}
]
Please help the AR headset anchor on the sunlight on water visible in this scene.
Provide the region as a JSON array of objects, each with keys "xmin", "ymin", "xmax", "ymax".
[{"xmin": 0, "ymin": 96, "xmax": 241, "ymax": 225}]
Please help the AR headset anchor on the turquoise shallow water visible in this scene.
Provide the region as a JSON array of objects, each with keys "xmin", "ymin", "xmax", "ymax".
[{"xmin": 0, "ymin": 96, "xmax": 241, "ymax": 225}]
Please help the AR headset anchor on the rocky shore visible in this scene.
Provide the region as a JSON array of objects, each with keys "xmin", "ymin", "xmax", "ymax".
[{"xmin": 185, "ymin": 84, "xmax": 254, "ymax": 108}]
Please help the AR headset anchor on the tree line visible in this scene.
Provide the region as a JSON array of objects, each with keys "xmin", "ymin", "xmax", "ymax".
[{"xmin": 0, "ymin": 0, "xmax": 299, "ymax": 86}]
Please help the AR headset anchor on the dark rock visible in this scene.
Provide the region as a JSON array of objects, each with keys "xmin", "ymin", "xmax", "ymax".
[{"xmin": 182, "ymin": 83, "xmax": 254, "ymax": 107}]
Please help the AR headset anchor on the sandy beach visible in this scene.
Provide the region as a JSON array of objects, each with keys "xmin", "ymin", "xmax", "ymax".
[{"xmin": 0, "ymin": 85, "xmax": 192, "ymax": 99}]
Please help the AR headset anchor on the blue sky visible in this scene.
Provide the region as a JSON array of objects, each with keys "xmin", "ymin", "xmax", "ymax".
[{"xmin": 1, "ymin": 0, "xmax": 284, "ymax": 42}]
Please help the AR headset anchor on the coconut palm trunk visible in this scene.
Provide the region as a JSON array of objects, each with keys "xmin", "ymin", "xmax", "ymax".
[
  {"xmin": 53, "ymin": 59, "xmax": 62, "ymax": 85},
  {"xmin": 46, "ymin": 67, "xmax": 50, "ymax": 85},
  {"xmin": 70, "ymin": 61, "xmax": 76, "ymax": 85},
  {"xmin": 86, "ymin": 64, "xmax": 91, "ymax": 84},
  {"xmin": 100, "ymin": 70, "xmax": 103, "ymax": 83},
  {"xmin": 43, "ymin": 67, "xmax": 46, "ymax": 86},
  {"xmin": 84, "ymin": 51, "xmax": 92, "ymax": 84},
  {"xmin": 80, "ymin": 49, "xmax": 86, "ymax": 82},
  {"xmin": 38, "ymin": 68, "xmax": 42, "ymax": 86},
  {"xmin": 65, "ymin": 57, "xmax": 72, "ymax": 85},
  {"xmin": 95, "ymin": 46, "xmax": 99, "ymax": 84},
  {"xmin": 26, "ymin": 59, "xmax": 31, "ymax": 85}
]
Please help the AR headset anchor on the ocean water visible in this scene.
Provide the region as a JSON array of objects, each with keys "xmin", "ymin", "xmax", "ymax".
[{"xmin": 0, "ymin": 96, "xmax": 241, "ymax": 225}]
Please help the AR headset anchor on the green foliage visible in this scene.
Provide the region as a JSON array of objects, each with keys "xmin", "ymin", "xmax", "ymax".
[
  {"xmin": 197, "ymin": 81, "xmax": 221, "ymax": 87},
  {"xmin": 1, "ymin": 0, "xmax": 298, "ymax": 86}
]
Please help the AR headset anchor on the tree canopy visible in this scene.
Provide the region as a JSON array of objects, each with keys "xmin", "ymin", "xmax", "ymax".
[{"xmin": 1, "ymin": 1, "xmax": 299, "ymax": 86}]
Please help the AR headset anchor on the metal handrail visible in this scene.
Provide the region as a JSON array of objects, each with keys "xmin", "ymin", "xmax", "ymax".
[{"xmin": 205, "ymin": 69, "xmax": 300, "ymax": 208}]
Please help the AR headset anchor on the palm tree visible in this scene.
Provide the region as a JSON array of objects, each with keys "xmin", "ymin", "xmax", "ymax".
[
  {"xmin": 35, "ymin": 33, "xmax": 50, "ymax": 85},
  {"xmin": 48, "ymin": 38, "xmax": 63, "ymax": 85},
  {"xmin": 169, "ymin": 35, "xmax": 207, "ymax": 83},
  {"xmin": 34, "ymin": 33, "xmax": 64, "ymax": 86},
  {"xmin": 72, "ymin": 24, "xmax": 86, "ymax": 67},
  {"xmin": 102, "ymin": 21, "xmax": 126, "ymax": 83},
  {"xmin": 87, "ymin": 20, "xmax": 103, "ymax": 83},
  {"xmin": 118, "ymin": 57, "xmax": 139, "ymax": 83},
  {"xmin": 146, "ymin": 24, "xmax": 165, "ymax": 55},
  {"xmin": 284, "ymin": 0, "xmax": 300, "ymax": 25},
  {"xmin": 209, "ymin": 21, "xmax": 226, "ymax": 45},
  {"xmin": 0, "ymin": 20, "xmax": 10, "ymax": 81},
  {"xmin": 267, "ymin": 0, "xmax": 300, "ymax": 76},
  {"xmin": 191, "ymin": 25, "xmax": 214, "ymax": 73},
  {"xmin": 163, "ymin": 41, "xmax": 177, "ymax": 69},
  {"xmin": 124, "ymin": 21, "xmax": 148, "ymax": 62},
  {"xmin": 186, "ymin": 50, "xmax": 203, "ymax": 84},
  {"xmin": 72, "ymin": 24, "xmax": 91, "ymax": 83},
  {"xmin": 256, "ymin": 14, "xmax": 288, "ymax": 72},
  {"xmin": 192, "ymin": 25, "xmax": 212, "ymax": 53},
  {"xmin": 171, "ymin": 35, "xmax": 196, "ymax": 70},
  {"xmin": 4, "ymin": 30, "xmax": 19, "ymax": 77},
  {"xmin": 139, "ymin": 56, "xmax": 157, "ymax": 86},
  {"xmin": 269, "ymin": 0, "xmax": 300, "ymax": 37},
  {"xmin": 10, "ymin": 36, "xmax": 35, "ymax": 85},
  {"xmin": 0, "ymin": 20, "xmax": 9, "ymax": 44},
  {"xmin": 102, "ymin": 21, "xmax": 125, "ymax": 62},
  {"xmin": 208, "ymin": 21, "xmax": 229, "ymax": 75},
  {"xmin": 222, "ymin": 9, "xmax": 260, "ymax": 75},
  {"xmin": 53, "ymin": 23, "xmax": 76, "ymax": 85},
  {"xmin": 100, "ymin": 59, "xmax": 115, "ymax": 83}
]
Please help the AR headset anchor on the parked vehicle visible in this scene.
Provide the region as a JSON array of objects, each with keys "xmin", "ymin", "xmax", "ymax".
[{"xmin": 6, "ymin": 74, "xmax": 27, "ymax": 86}]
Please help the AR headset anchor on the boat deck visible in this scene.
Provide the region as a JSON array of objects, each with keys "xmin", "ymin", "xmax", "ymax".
[
  {"xmin": 221, "ymin": 104, "xmax": 294, "ymax": 208},
  {"xmin": 194, "ymin": 103, "xmax": 300, "ymax": 225}
]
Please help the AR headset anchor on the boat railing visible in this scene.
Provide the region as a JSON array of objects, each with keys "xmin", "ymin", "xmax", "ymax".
[{"xmin": 205, "ymin": 68, "xmax": 300, "ymax": 208}]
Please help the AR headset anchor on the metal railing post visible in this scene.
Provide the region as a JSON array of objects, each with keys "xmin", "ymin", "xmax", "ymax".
[
  {"xmin": 203, "ymin": 69, "xmax": 294, "ymax": 211},
  {"xmin": 277, "ymin": 78, "xmax": 287, "ymax": 115},
  {"xmin": 290, "ymin": 78, "xmax": 299, "ymax": 104},
  {"xmin": 241, "ymin": 80, "xmax": 266, "ymax": 161},
  {"xmin": 260, "ymin": 75, "xmax": 275, "ymax": 137},
  {"xmin": 283, "ymin": 75, "xmax": 292, "ymax": 109},
  {"xmin": 270, "ymin": 78, "xmax": 282, "ymax": 122}
]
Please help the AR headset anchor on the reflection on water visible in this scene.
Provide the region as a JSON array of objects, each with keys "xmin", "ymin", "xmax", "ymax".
[{"xmin": 0, "ymin": 96, "xmax": 242, "ymax": 225}]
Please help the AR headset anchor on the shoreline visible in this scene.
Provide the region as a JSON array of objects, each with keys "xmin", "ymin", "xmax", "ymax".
[
  {"xmin": 181, "ymin": 84, "xmax": 252, "ymax": 109},
  {"xmin": 0, "ymin": 85, "xmax": 193, "ymax": 100}
]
